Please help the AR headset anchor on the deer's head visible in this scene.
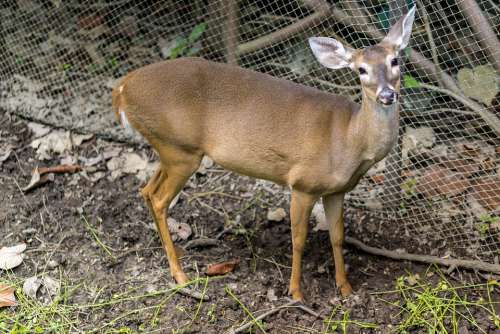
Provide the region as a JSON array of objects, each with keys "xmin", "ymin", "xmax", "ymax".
[{"xmin": 309, "ymin": 7, "xmax": 416, "ymax": 106}]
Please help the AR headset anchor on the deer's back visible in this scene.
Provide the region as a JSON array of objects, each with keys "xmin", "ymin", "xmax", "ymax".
[{"xmin": 119, "ymin": 58, "xmax": 358, "ymax": 186}]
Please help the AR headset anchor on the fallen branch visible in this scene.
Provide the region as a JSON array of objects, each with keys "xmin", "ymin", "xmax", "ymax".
[
  {"xmin": 236, "ymin": 1, "xmax": 331, "ymax": 56},
  {"xmin": 232, "ymin": 298, "xmax": 320, "ymax": 333},
  {"xmin": 345, "ymin": 236, "xmax": 500, "ymax": 274},
  {"xmin": 167, "ymin": 283, "xmax": 210, "ymax": 301},
  {"xmin": 184, "ymin": 238, "xmax": 219, "ymax": 250}
]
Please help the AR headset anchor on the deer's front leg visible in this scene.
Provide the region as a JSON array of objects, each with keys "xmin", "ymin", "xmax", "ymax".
[
  {"xmin": 323, "ymin": 193, "xmax": 352, "ymax": 297},
  {"xmin": 288, "ymin": 190, "xmax": 317, "ymax": 301}
]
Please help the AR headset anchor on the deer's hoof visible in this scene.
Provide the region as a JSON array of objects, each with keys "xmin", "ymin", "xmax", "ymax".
[
  {"xmin": 173, "ymin": 271, "xmax": 190, "ymax": 285},
  {"xmin": 339, "ymin": 281, "xmax": 353, "ymax": 297}
]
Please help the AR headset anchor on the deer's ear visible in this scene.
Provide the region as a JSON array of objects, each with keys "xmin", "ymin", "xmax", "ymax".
[
  {"xmin": 308, "ymin": 37, "xmax": 354, "ymax": 69},
  {"xmin": 383, "ymin": 6, "xmax": 416, "ymax": 51}
]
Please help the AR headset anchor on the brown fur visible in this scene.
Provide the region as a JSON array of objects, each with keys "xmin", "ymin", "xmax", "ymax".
[{"xmin": 113, "ymin": 54, "xmax": 401, "ymax": 300}]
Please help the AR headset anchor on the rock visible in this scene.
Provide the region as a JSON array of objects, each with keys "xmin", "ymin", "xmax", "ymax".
[
  {"xmin": 416, "ymin": 165, "xmax": 471, "ymax": 198},
  {"xmin": 267, "ymin": 208, "xmax": 286, "ymax": 222},
  {"xmin": 312, "ymin": 203, "xmax": 328, "ymax": 231}
]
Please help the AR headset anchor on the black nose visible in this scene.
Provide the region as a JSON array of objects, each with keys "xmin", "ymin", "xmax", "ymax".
[{"xmin": 377, "ymin": 87, "xmax": 397, "ymax": 105}]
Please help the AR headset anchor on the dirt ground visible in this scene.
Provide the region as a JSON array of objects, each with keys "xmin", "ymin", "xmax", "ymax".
[{"xmin": 0, "ymin": 110, "xmax": 498, "ymax": 333}]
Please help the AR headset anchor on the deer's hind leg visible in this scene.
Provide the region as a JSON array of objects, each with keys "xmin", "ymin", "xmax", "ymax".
[{"xmin": 141, "ymin": 147, "xmax": 201, "ymax": 284}]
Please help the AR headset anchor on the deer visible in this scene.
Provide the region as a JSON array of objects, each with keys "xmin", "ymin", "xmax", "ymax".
[{"xmin": 112, "ymin": 7, "xmax": 416, "ymax": 301}]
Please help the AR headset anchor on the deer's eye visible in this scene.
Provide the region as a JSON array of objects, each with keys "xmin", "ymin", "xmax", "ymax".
[
  {"xmin": 391, "ymin": 58, "xmax": 398, "ymax": 67},
  {"xmin": 358, "ymin": 67, "xmax": 367, "ymax": 75}
]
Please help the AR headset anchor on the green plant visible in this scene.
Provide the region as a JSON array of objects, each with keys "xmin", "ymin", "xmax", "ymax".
[{"xmin": 170, "ymin": 22, "xmax": 207, "ymax": 59}]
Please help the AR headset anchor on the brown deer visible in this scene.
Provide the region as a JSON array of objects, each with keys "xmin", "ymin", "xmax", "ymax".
[{"xmin": 112, "ymin": 7, "xmax": 416, "ymax": 301}]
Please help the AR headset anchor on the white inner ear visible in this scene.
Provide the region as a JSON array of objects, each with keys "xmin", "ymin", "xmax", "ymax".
[
  {"xmin": 308, "ymin": 37, "xmax": 353, "ymax": 69},
  {"xmin": 400, "ymin": 6, "xmax": 416, "ymax": 49}
]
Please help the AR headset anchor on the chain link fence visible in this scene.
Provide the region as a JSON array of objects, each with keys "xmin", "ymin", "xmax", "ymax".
[{"xmin": 0, "ymin": 0, "xmax": 498, "ymax": 264}]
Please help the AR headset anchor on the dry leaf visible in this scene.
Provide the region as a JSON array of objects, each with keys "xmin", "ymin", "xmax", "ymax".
[
  {"xmin": 37, "ymin": 164, "xmax": 82, "ymax": 175},
  {"xmin": 267, "ymin": 208, "xmax": 286, "ymax": 222},
  {"xmin": 167, "ymin": 218, "xmax": 192, "ymax": 241},
  {"xmin": 27, "ymin": 122, "xmax": 50, "ymax": 138},
  {"xmin": 23, "ymin": 276, "xmax": 41, "ymax": 299},
  {"xmin": 206, "ymin": 258, "xmax": 240, "ymax": 276},
  {"xmin": 22, "ymin": 168, "xmax": 55, "ymax": 192},
  {"xmin": 457, "ymin": 65, "xmax": 498, "ymax": 106},
  {"xmin": 0, "ymin": 148, "xmax": 12, "ymax": 165},
  {"xmin": 0, "ymin": 283, "xmax": 17, "ymax": 308},
  {"xmin": 0, "ymin": 244, "xmax": 27, "ymax": 270},
  {"xmin": 30, "ymin": 130, "xmax": 72, "ymax": 160}
]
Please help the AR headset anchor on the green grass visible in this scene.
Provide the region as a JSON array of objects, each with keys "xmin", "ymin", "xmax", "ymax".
[
  {"xmin": 0, "ymin": 275, "xmax": 79, "ymax": 333},
  {"xmin": 1, "ymin": 266, "xmax": 498, "ymax": 333},
  {"xmin": 374, "ymin": 267, "xmax": 500, "ymax": 333}
]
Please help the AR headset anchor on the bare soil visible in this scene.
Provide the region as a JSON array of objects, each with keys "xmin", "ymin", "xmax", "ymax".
[{"xmin": 0, "ymin": 110, "xmax": 497, "ymax": 333}]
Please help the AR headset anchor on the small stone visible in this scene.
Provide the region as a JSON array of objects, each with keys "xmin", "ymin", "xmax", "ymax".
[
  {"xmin": 267, "ymin": 208, "xmax": 286, "ymax": 222},
  {"xmin": 47, "ymin": 260, "xmax": 59, "ymax": 270}
]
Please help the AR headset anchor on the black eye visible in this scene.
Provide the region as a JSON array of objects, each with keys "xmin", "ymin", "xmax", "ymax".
[
  {"xmin": 391, "ymin": 58, "xmax": 398, "ymax": 67},
  {"xmin": 358, "ymin": 67, "xmax": 367, "ymax": 75}
]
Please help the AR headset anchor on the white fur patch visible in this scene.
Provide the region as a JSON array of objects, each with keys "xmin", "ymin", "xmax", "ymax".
[
  {"xmin": 119, "ymin": 85, "xmax": 124, "ymax": 93},
  {"xmin": 120, "ymin": 110, "xmax": 131, "ymax": 129}
]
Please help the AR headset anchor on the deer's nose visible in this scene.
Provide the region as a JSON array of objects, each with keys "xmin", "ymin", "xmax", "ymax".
[{"xmin": 377, "ymin": 87, "xmax": 397, "ymax": 105}]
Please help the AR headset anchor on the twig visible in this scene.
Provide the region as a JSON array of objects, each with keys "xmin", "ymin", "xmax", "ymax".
[
  {"xmin": 232, "ymin": 298, "xmax": 320, "ymax": 333},
  {"xmin": 231, "ymin": 299, "xmax": 298, "ymax": 334},
  {"xmin": 167, "ymin": 283, "xmax": 210, "ymax": 301},
  {"xmin": 345, "ymin": 236, "xmax": 500, "ymax": 273},
  {"xmin": 419, "ymin": 83, "xmax": 500, "ymax": 134},
  {"xmin": 184, "ymin": 238, "xmax": 219, "ymax": 250},
  {"xmin": 458, "ymin": 0, "xmax": 500, "ymax": 71},
  {"xmin": 236, "ymin": 1, "xmax": 331, "ymax": 56},
  {"xmin": 284, "ymin": 297, "xmax": 321, "ymax": 318}
]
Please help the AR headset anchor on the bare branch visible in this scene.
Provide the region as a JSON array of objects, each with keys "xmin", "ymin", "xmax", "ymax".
[
  {"xmin": 458, "ymin": 0, "xmax": 500, "ymax": 72},
  {"xmin": 236, "ymin": 6, "xmax": 331, "ymax": 56},
  {"xmin": 419, "ymin": 83, "xmax": 500, "ymax": 134},
  {"xmin": 345, "ymin": 236, "xmax": 500, "ymax": 273}
]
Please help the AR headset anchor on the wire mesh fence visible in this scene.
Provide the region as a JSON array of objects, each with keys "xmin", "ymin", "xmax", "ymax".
[{"xmin": 0, "ymin": 0, "xmax": 498, "ymax": 263}]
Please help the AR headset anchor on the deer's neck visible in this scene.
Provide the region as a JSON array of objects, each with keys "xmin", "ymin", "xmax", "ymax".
[{"xmin": 350, "ymin": 93, "xmax": 400, "ymax": 161}]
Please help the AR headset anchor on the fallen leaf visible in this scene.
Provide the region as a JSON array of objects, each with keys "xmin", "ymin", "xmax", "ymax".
[
  {"xmin": 23, "ymin": 276, "xmax": 41, "ymax": 299},
  {"xmin": 196, "ymin": 156, "xmax": 214, "ymax": 175},
  {"xmin": 0, "ymin": 148, "xmax": 12, "ymax": 165},
  {"xmin": 267, "ymin": 288, "xmax": 278, "ymax": 302},
  {"xmin": 470, "ymin": 177, "xmax": 500, "ymax": 211},
  {"xmin": 0, "ymin": 244, "xmax": 27, "ymax": 270},
  {"xmin": 27, "ymin": 122, "xmax": 50, "ymax": 138},
  {"xmin": 167, "ymin": 218, "xmax": 192, "ymax": 241},
  {"xmin": 267, "ymin": 208, "xmax": 286, "ymax": 222},
  {"xmin": 41, "ymin": 276, "xmax": 59, "ymax": 297},
  {"xmin": 0, "ymin": 283, "xmax": 17, "ymax": 308},
  {"xmin": 370, "ymin": 174, "xmax": 385, "ymax": 184},
  {"xmin": 22, "ymin": 168, "xmax": 55, "ymax": 192},
  {"xmin": 37, "ymin": 164, "xmax": 82, "ymax": 175},
  {"xmin": 72, "ymin": 133, "xmax": 93, "ymax": 146},
  {"xmin": 405, "ymin": 273, "xmax": 420, "ymax": 286},
  {"xmin": 30, "ymin": 130, "xmax": 72, "ymax": 160},
  {"xmin": 206, "ymin": 258, "xmax": 240, "ymax": 276},
  {"xmin": 457, "ymin": 65, "xmax": 498, "ymax": 106}
]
